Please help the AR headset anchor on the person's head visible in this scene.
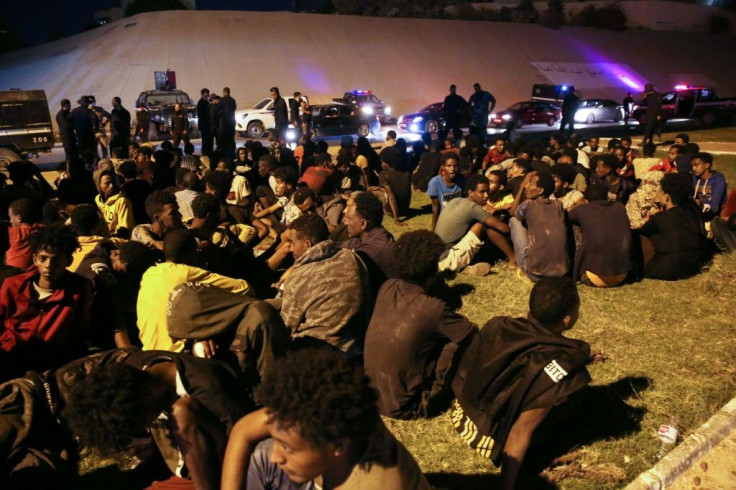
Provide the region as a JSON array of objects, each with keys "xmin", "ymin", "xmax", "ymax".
[
  {"xmin": 683, "ymin": 142, "xmax": 700, "ymax": 155},
  {"xmin": 145, "ymin": 190, "xmax": 182, "ymax": 232},
  {"xmin": 549, "ymin": 132, "xmax": 565, "ymax": 148},
  {"xmin": 223, "ymin": 87, "xmax": 230, "ymax": 96},
  {"xmin": 466, "ymin": 174, "xmax": 490, "ymax": 206},
  {"xmin": 668, "ymin": 144, "xmax": 683, "ymax": 162},
  {"xmin": 613, "ymin": 145, "xmax": 627, "ymax": 164},
  {"xmin": 394, "ymin": 230, "xmax": 445, "ymax": 285},
  {"xmin": 256, "ymin": 348, "xmax": 379, "ymax": 486},
  {"xmin": 587, "ymin": 136, "xmax": 599, "ymax": 149},
  {"xmin": 493, "ymin": 137, "xmax": 506, "ymax": 154},
  {"xmin": 488, "ymin": 170, "xmax": 507, "ymax": 196},
  {"xmin": 344, "ymin": 191, "xmax": 383, "ymax": 238},
  {"xmin": 204, "ymin": 170, "xmax": 232, "ymax": 201},
  {"xmin": 473, "ymin": 82, "xmax": 481, "ymax": 93},
  {"xmin": 236, "ymin": 147, "xmax": 247, "ymax": 161},
  {"xmin": 98, "ymin": 170, "xmax": 119, "ymax": 199},
  {"xmin": 556, "ymin": 153, "xmax": 574, "ymax": 166},
  {"xmin": 60, "ymin": 98, "xmax": 71, "ymax": 110},
  {"xmin": 71, "ymin": 204, "xmax": 104, "ymax": 237},
  {"xmin": 288, "ymin": 214, "xmax": 329, "ymax": 260},
  {"xmin": 509, "ymin": 158, "xmax": 531, "ymax": 178},
  {"xmin": 642, "ymin": 142, "xmax": 656, "ymax": 158},
  {"xmin": 8, "ymin": 198, "xmax": 40, "ymax": 226},
  {"xmin": 201, "ymin": 87, "xmax": 210, "ymax": 98},
  {"xmin": 118, "ymin": 160, "xmax": 137, "ymax": 180},
  {"xmin": 529, "ymin": 277, "xmax": 580, "ymax": 332},
  {"xmin": 620, "ymin": 135, "xmax": 632, "ymax": 150},
  {"xmin": 270, "ymin": 86, "xmax": 280, "ymax": 99},
  {"xmin": 191, "ymin": 192, "xmax": 221, "ymax": 223},
  {"xmin": 659, "ymin": 173, "xmax": 693, "ymax": 208},
  {"xmin": 173, "ymin": 103, "xmax": 181, "ymax": 113},
  {"xmin": 216, "ymin": 158, "xmax": 233, "ymax": 173},
  {"xmin": 584, "ymin": 182, "xmax": 609, "ymax": 202},
  {"xmin": 386, "ymin": 130, "xmax": 397, "ymax": 142},
  {"xmin": 62, "ymin": 363, "xmax": 166, "ymax": 457},
  {"xmin": 691, "ymin": 152, "xmax": 714, "ymax": 178},
  {"xmin": 182, "ymin": 171, "xmax": 200, "ymax": 191},
  {"xmin": 272, "ymin": 166, "xmax": 298, "ymax": 198},
  {"xmin": 525, "ymin": 172, "xmax": 555, "ymax": 200},
  {"xmin": 440, "ymin": 153, "xmax": 459, "ymax": 181},
  {"xmin": 112, "ymin": 96, "xmax": 122, "ymax": 107},
  {"xmin": 163, "ymin": 229, "xmax": 197, "ymax": 264},
  {"xmin": 258, "ymin": 154, "xmax": 277, "ymax": 177},
  {"xmin": 7, "ymin": 160, "xmax": 32, "ymax": 185},
  {"xmin": 675, "ymin": 133, "xmax": 690, "ymax": 146},
  {"xmin": 449, "ymin": 84, "xmax": 456, "ymax": 94},
  {"xmin": 293, "ymin": 186, "xmax": 317, "ymax": 213},
  {"xmin": 551, "ymin": 164, "xmax": 576, "ymax": 196},
  {"xmin": 183, "ymin": 141, "xmax": 195, "ymax": 156},
  {"xmin": 594, "ymin": 154, "xmax": 619, "ymax": 180},
  {"xmin": 28, "ymin": 224, "xmax": 78, "ymax": 289},
  {"xmin": 114, "ymin": 241, "xmax": 157, "ymax": 278}
]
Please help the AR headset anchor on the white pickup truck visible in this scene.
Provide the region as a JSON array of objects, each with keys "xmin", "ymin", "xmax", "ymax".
[{"xmin": 234, "ymin": 97, "xmax": 299, "ymax": 138}]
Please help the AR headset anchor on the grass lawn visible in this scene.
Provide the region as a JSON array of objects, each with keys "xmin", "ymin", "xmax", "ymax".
[
  {"xmin": 73, "ymin": 149, "xmax": 736, "ymax": 489},
  {"xmin": 378, "ymin": 154, "xmax": 736, "ymax": 489}
]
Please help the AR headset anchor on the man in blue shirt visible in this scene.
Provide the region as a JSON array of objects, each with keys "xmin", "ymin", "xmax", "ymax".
[{"xmin": 427, "ymin": 153, "xmax": 465, "ymax": 232}]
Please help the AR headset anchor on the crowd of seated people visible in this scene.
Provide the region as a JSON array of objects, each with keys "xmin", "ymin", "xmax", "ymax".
[{"xmin": 0, "ymin": 109, "xmax": 731, "ymax": 490}]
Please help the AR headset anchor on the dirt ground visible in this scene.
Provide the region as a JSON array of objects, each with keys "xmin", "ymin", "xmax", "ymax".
[{"xmin": 668, "ymin": 428, "xmax": 736, "ymax": 490}]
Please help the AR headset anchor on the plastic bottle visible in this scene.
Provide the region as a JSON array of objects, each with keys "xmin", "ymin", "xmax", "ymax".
[{"xmin": 656, "ymin": 417, "xmax": 679, "ymax": 460}]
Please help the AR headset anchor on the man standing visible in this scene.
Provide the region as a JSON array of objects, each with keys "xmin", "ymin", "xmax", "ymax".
[
  {"xmin": 289, "ymin": 91, "xmax": 303, "ymax": 130},
  {"xmin": 135, "ymin": 103, "xmax": 149, "ymax": 143},
  {"xmin": 443, "ymin": 84, "xmax": 468, "ymax": 134},
  {"xmin": 219, "ymin": 87, "xmax": 237, "ymax": 159},
  {"xmin": 622, "ymin": 91, "xmax": 634, "ymax": 127},
  {"xmin": 55, "ymin": 98, "xmax": 74, "ymax": 161},
  {"xmin": 270, "ymin": 86, "xmax": 288, "ymax": 142},
  {"xmin": 559, "ymin": 89, "xmax": 579, "ymax": 134},
  {"xmin": 468, "ymin": 82, "xmax": 496, "ymax": 137},
  {"xmin": 197, "ymin": 87, "xmax": 213, "ymax": 156},
  {"xmin": 109, "ymin": 97, "xmax": 131, "ymax": 157},
  {"xmin": 169, "ymin": 103, "xmax": 189, "ymax": 148},
  {"xmin": 642, "ymin": 83, "xmax": 662, "ymax": 144},
  {"xmin": 67, "ymin": 95, "xmax": 97, "ymax": 165},
  {"xmin": 89, "ymin": 96, "xmax": 111, "ymax": 159}
]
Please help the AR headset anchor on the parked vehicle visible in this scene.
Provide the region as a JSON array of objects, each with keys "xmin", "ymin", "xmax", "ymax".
[
  {"xmin": 632, "ymin": 85, "xmax": 736, "ymax": 127},
  {"xmin": 332, "ymin": 90, "xmax": 392, "ymax": 124},
  {"xmin": 398, "ymin": 102, "xmax": 472, "ymax": 134},
  {"xmin": 311, "ymin": 103, "xmax": 380, "ymax": 138},
  {"xmin": 234, "ymin": 96, "xmax": 298, "ymax": 139},
  {"xmin": 574, "ymin": 99, "xmax": 623, "ymax": 124},
  {"xmin": 134, "ymin": 89, "xmax": 199, "ymax": 140},
  {"xmin": 489, "ymin": 100, "xmax": 561, "ymax": 128},
  {"xmin": 0, "ymin": 89, "xmax": 55, "ymax": 167}
]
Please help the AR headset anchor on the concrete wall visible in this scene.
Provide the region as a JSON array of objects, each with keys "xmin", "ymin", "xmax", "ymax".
[{"xmin": 0, "ymin": 10, "xmax": 734, "ymax": 132}]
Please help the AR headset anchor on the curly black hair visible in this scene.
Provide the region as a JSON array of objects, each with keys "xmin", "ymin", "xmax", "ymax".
[
  {"xmin": 191, "ymin": 192, "xmax": 221, "ymax": 219},
  {"xmin": 289, "ymin": 213, "xmax": 328, "ymax": 244},
  {"xmin": 62, "ymin": 363, "xmax": 153, "ymax": 455},
  {"xmin": 661, "ymin": 173, "xmax": 694, "ymax": 207},
  {"xmin": 394, "ymin": 230, "xmax": 445, "ymax": 284},
  {"xmin": 352, "ymin": 191, "xmax": 383, "ymax": 229},
  {"xmin": 272, "ymin": 166, "xmax": 298, "ymax": 188},
  {"xmin": 28, "ymin": 223, "xmax": 79, "ymax": 257},
  {"xmin": 144, "ymin": 190, "xmax": 177, "ymax": 222},
  {"xmin": 9, "ymin": 198, "xmax": 41, "ymax": 224},
  {"xmin": 204, "ymin": 170, "xmax": 233, "ymax": 201},
  {"xmin": 529, "ymin": 277, "xmax": 579, "ymax": 325},
  {"xmin": 256, "ymin": 348, "xmax": 379, "ymax": 449},
  {"xmin": 118, "ymin": 241, "xmax": 158, "ymax": 279}
]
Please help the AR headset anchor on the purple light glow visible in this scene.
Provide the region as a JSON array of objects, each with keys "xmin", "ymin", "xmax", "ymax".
[
  {"xmin": 565, "ymin": 36, "xmax": 646, "ymax": 92},
  {"xmin": 295, "ymin": 63, "xmax": 330, "ymax": 94}
]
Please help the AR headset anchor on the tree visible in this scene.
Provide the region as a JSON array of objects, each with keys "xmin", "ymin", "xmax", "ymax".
[{"xmin": 125, "ymin": 0, "xmax": 188, "ymax": 17}]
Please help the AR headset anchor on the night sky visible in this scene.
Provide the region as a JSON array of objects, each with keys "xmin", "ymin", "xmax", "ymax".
[{"xmin": 1, "ymin": 0, "xmax": 316, "ymax": 49}]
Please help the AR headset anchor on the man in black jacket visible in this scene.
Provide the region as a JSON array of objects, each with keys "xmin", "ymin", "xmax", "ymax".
[
  {"xmin": 55, "ymin": 98, "xmax": 74, "ymax": 161},
  {"xmin": 270, "ymin": 86, "xmax": 288, "ymax": 142},
  {"xmin": 197, "ymin": 88, "xmax": 212, "ymax": 156},
  {"xmin": 109, "ymin": 96, "xmax": 131, "ymax": 157},
  {"xmin": 67, "ymin": 95, "xmax": 97, "ymax": 165},
  {"xmin": 170, "ymin": 103, "xmax": 190, "ymax": 148},
  {"xmin": 219, "ymin": 87, "xmax": 237, "ymax": 159}
]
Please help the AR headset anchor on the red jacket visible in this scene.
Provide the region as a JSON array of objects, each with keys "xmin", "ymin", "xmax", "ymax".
[{"xmin": 0, "ymin": 270, "xmax": 93, "ymax": 376}]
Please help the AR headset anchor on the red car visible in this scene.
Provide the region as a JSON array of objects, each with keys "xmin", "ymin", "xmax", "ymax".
[{"xmin": 490, "ymin": 100, "xmax": 561, "ymax": 128}]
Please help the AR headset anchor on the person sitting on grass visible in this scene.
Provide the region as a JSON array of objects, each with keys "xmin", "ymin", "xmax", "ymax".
[
  {"xmin": 638, "ymin": 173, "xmax": 707, "ymax": 280},
  {"xmin": 365, "ymin": 230, "xmax": 477, "ymax": 419},
  {"xmin": 550, "ymin": 164, "xmax": 585, "ymax": 211},
  {"xmin": 0, "ymin": 224, "xmax": 93, "ymax": 380},
  {"xmin": 451, "ymin": 277, "xmax": 593, "ymax": 490},
  {"xmin": 221, "ymin": 348, "xmax": 432, "ymax": 490},
  {"xmin": 62, "ymin": 348, "xmax": 252, "ymax": 490},
  {"xmin": 648, "ymin": 143, "xmax": 681, "ymax": 174},
  {"xmin": 568, "ymin": 183, "xmax": 632, "ymax": 287},
  {"xmin": 131, "ymin": 189, "xmax": 184, "ymax": 251},
  {"xmin": 95, "ymin": 169, "xmax": 135, "ymax": 238},
  {"xmin": 691, "ymin": 152, "xmax": 728, "ymax": 221},
  {"xmin": 435, "ymin": 174, "xmax": 515, "ymax": 276},
  {"xmin": 590, "ymin": 154, "xmax": 636, "ymax": 206},
  {"xmin": 254, "ymin": 166, "xmax": 301, "ymax": 239},
  {"xmin": 484, "ymin": 170, "xmax": 514, "ymax": 212},
  {"xmin": 632, "ymin": 142, "xmax": 661, "ymax": 177},
  {"xmin": 5, "ymin": 197, "xmax": 42, "ymax": 271},
  {"xmin": 510, "ymin": 172, "xmax": 569, "ymax": 282},
  {"xmin": 427, "ymin": 153, "xmax": 465, "ymax": 232}
]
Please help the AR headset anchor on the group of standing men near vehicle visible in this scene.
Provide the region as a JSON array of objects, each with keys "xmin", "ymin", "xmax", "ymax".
[{"xmin": 442, "ymin": 82, "xmax": 497, "ymax": 137}]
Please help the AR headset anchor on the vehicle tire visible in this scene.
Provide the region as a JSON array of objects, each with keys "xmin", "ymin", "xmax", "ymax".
[
  {"xmin": 614, "ymin": 111, "xmax": 622, "ymax": 122},
  {"xmin": 515, "ymin": 119, "xmax": 523, "ymax": 129},
  {"xmin": 247, "ymin": 122, "xmax": 265, "ymax": 139},
  {"xmin": 356, "ymin": 123, "xmax": 371, "ymax": 138},
  {"xmin": 586, "ymin": 113, "xmax": 595, "ymax": 124},
  {"xmin": 425, "ymin": 120, "xmax": 439, "ymax": 133},
  {"xmin": 547, "ymin": 117, "xmax": 556, "ymax": 126},
  {"xmin": 0, "ymin": 148, "xmax": 21, "ymax": 178},
  {"xmin": 701, "ymin": 112, "xmax": 716, "ymax": 127}
]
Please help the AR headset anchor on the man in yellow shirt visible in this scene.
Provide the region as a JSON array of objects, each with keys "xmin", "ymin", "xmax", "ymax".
[{"xmin": 136, "ymin": 229, "xmax": 251, "ymax": 351}]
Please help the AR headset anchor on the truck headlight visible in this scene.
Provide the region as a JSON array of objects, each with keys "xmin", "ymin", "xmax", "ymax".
[
  {"xmin": 385, "ymin": 106, "xmax": 391, "ymax": 115},
  {"xmin": 361, "ymin": 106, "xmax": 374, "ymax": 115}
]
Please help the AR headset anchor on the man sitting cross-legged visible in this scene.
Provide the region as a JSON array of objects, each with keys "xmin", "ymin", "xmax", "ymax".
[
  {"xmin": 451, "ymin": 277, "xmax": 593, "ymax": 490},
  {"xmin": 364, "ymin": 230, "xmax": 477, "ymax": 419},
  {"xmin": 221, "ymin": 348, "xmax": 432, "ymax": 490},
  {"xmin": 435, "ymin": 174, "xmax": 515, "ymax": 276}
]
